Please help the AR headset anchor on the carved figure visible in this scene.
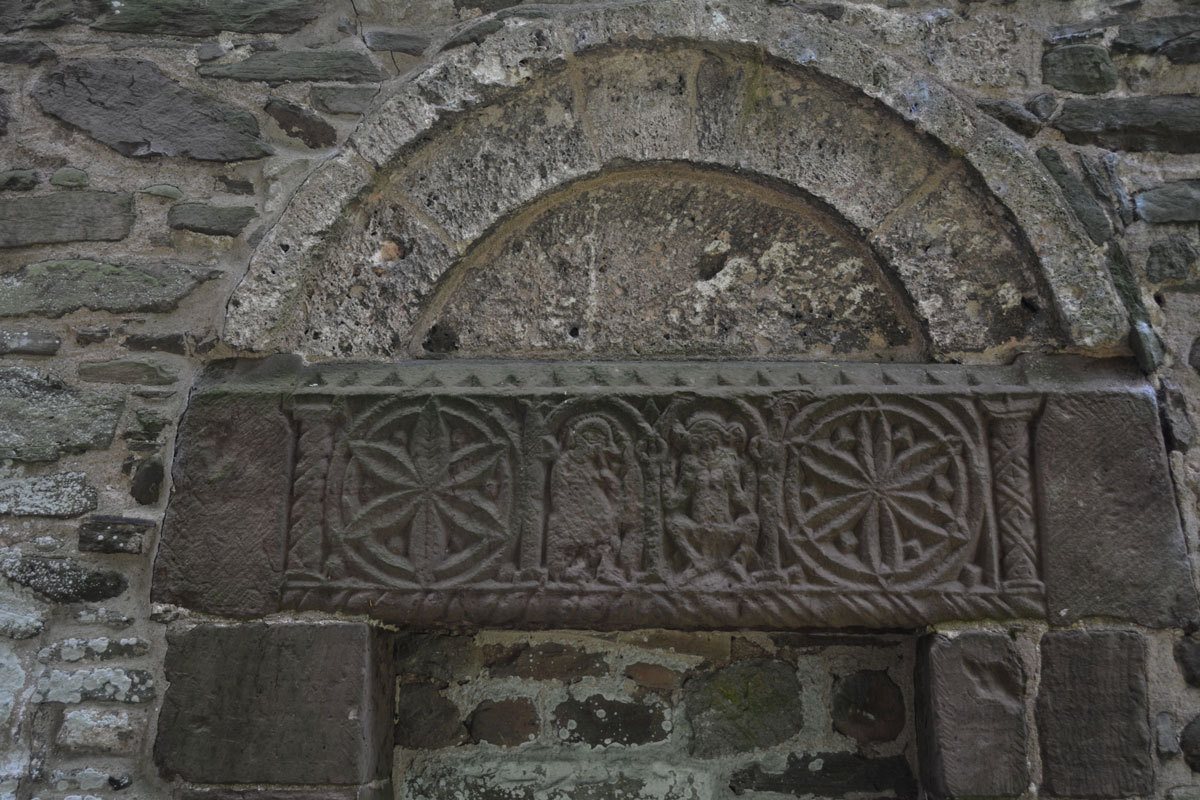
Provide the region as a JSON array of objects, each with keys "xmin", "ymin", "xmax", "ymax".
[
  {"xmin": 665, "ymin": 412, "xmax": 760, "ymax": 580},
  {"xmin": 547, "ymin": 417, "xmax": 627, "ymax": 582}
]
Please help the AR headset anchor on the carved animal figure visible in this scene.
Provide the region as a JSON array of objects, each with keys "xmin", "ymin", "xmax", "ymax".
[
  {"xmin": 666, "ymin": 412, "xmax": 760, "ymax": 580},
  {"xmin": 547, "ymin": 417, "xmax": 626, "ymax": 582}
]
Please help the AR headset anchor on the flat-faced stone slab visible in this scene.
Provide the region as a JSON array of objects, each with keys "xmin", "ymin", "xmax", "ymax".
[
  {"xmin": 917, "ymin": 632, "xmax": 1027, "ymax": 798},
  {"xmin": 0, "ymin": 367, "xmax": 123, "ymax": 462},
  {"xmin": 156, "ymin": 356, "xmax": 1191, "ymax": 630},
  {"xmin": 153, "ymin": 391, "xmax": 292, "ymax": 618},
  {"xmin": 1037, "ymin": 375, "xmax": 1198, "ymax": 627},
  {"xmin": 0, "ymin": 192, "xmax": 133, "ymax": 247},
  {"xmin": 155, "ymin": 622, "xmax": 393, "ymax": 784},
  {"xmin": 0, "ymin": 260, "xmax": 218, "ymax": 318},
  {"xmin": 91, "ymin": 0, "xmax": 321, "ymax": 35},
  {"xmin": 32, "ymin": 59, "xmax": 270, "ymax": 161},
  {"xmin": 1038, "ymin": 630, "xmax": 1152, "ymax": 798},
  {"xmin": 197, "ymin": 51, "xmax": 383, "ymax": 84}
]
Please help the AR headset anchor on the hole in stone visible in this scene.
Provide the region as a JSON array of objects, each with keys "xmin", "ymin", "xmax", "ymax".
[
  {"xmin": 696, "ymin": 252, "xmax": 727, "ymax": 281},
  {"xmin": 280, "ymin": 243, "xmax": 290, "ymax": 253},
  {"xmin": 569, "ymin": 326, "xmax": 580, "ymax": 338},
  {"xmin": 423, "ymin": 322, "xmax": 459, "ymax": 354},
  {"xmin": 1021, "ymin": 296, "xmax": 1041, "ymax": 314},
  {"xmin": 1154, "ymin": 292, "xmax": 1165, "ymax": 308}
]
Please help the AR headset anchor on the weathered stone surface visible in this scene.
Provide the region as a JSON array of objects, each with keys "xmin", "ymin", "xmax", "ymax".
[
  {"xmin": 625, "ymin": 663, "xmax": 681, "ymax": 692},
  {"xmin": 1177, "ymin": 635, "xmax": 1200, "ymax": 687},
  {"xmin": 485, "ymin": 643, "xmax": 608, "ymax": 682},
  {"xmin": 831, "ymin": 669, "xmax": 904, "ymax": 744},
  {"xmin": 0, "ymin": 556, "xmax": 126, "ymax": 603},
  {"xmin": 92, "ymin": 0, "xmax": 321, "ymax": 35},
  {"xmin": 33, "ymin": 59, "xmax": 270, "ymax": 161},
  {"xmin": 977, "ymin": 98, "xmax": 1041, "ymax": 137},
  {"xmin": 1054, "ymin": 96, "xmax": 1200, "ymax": 153},
  {"xmin": 140, "ymin": 183, "xmax": 183, "ymax": 200},
  {"xmin": 33, "ymin": 666, "xmax": 154, "ymax": 703},
  {"xmin": 56, "ymin": 707, "xmax": 142, "ymax": 754},
  {"xmin": 684, "ymin": 660, "xmax": 802, "ymax": 756},
  {"xmin": 156, "ymin": 623, "xmax": 393, "ymax": 784},
  {"xmin": 78, "ymin": 517, "xmax": 152, "ymax": 554},
  {"xmin": 154, "ymin": 389, "xmax": 293, "ymax": 618},
  {"xmin": 1042, "ymin": 45, "xmax": 1118, "ymax": 94},
  {"xmin": 0, "ymin": 584, "xmax": 48, "ymax": 639},
  {"xmin": 0, "ymin": 473, "xmax": 96, "ymax": 517},
  {"xmin": 1147, "ymin": 236, "xmax": 1198, "ymax": 283},
  {"xmin": 422, "ymin": 164, "xmax": 924, "ymax": 360},
  {"xmin": 130, "ymin": 456, "xmax": 164, "ymax": 505},
  {"xmin": 1038, "ymin": 631, "xmax": 1152, "ymax": 798},
  {"xmin": 168, "ymin": 203, "xmax": 256, "ymax": 236},
  {"xmin": 1159, "ymin": 712, "xmax": 1181, "ymax": 759},
  {"xmin": 78, "ymin": 359, "xmax": 176, "ymax": 385},
  {"xmin": 0, "ymin": 191, "xmax": 133, "ymax": 247},
  {"xmin": 729, "ymin": 753, "xmax": 917, "ymax": 799},
  {"xmin": 0, "ymin": 40, "xmax": 55, "ymax": 64},
  {"xmin": 0, "ymin": 0, "xmax": 100, "ymax": 32},
  {"xmin": 469, "ymin": 698, "xmax": 538, "ymax": 746},
  {"xmin": 1184, "ymin": 715, "xmax": 1200, "ymax": 772},
  {"xmin": 1114, "ymin": 14, "xmax": 1200, "ymax": 62},
  {"xmin": 310, "ymin": 86, "xmax": 376, "ymax": 115},
  {"xmin": 49, "ymin": 166, "xmax": 87, "ymax": 188},
  {"xmin": 0, "ymin": 367, "xmax": 122, "ymax": 461},
  {"xmin": 0, "ymin": 329, "xmax": 60, "ymax": 356},
  {"xmin": 0, "ymin": 260, "xmax": 217, "ymax": 318},
  {"xmin": 364, "ymin": 29, "xmax": 428, "ymax": 55},
  {"xmin": 38, "ymin": 636, "xmax": 148, "ymax": 663},
  {"xmin": 870, "ymin": 161, "xmax": 1059, "ymax": 355},
  {"xmin": 1026, "ymin": 92, "xmax": 1058, "ymax": 121},
  {"xmin": 1136, "ymin": 180, "xmax": 1200, "ymax": 223},
  {"xmin": 552, "ymin": 695, "xmax": 667, "ymax": 747},
  {"xmin": 403, "ymin": 754, "xmax": 709, "ymax": 800},
  {"xmin": 0, "ymin": 169, "xmax": 37, "ymax": 191},
  {"xmin": 395, "ymin": 634, "xmax": 479, "ymax": 683},
  {"xmin": 1036, "ymin": 147, "xmax": 1112, "ymax": 245},
  {"xmin": 395, "ymin": 683, "xmax": 466, "ymax": 749},
  {"xmin": 917, "ymin": 633, "xmax": 1027, "ymax": 798},
  {"xmin": 197, "ymin": 52, "xmax": 384, "ymax": 84},
  {"xmin": 1038, "ymin": 387, "xmax": 1199, "ymax": 627},
  {"xmin": 264, "ymin": 98, "xmax": 337, "ymax": 149}
]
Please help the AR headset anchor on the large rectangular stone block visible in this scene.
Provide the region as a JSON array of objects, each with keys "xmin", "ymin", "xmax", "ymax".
[
  {"xmin": 154, "ymin": 356, "xmax": 1195, "ymax": 630},
  {"xmin": 916, "ymin": 632, "xmax": 1028, "ymax": 798},
  {"xmin": 1037, "ymin": 630, "xmax": 1152, "ymax": 798},
  {"xmin": 155, "ymin": 622, "xmax": 394, "ymax": 785},
  {"xmin": 1037, "ymin": 382, "xmax": 1198, "ymax": 627}
]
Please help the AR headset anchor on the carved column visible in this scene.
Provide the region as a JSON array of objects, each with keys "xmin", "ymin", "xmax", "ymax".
[
  {"xmin": 982, "ymin": 397, "xmax": 1043, "ymax": 592},
  {"xmin": 286, "ymin": 396, "xmax": 337, "ymax": 580}
]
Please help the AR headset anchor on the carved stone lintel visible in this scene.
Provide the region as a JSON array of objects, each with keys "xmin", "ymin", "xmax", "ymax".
[{"xmin": 156, "ymin": 357, "xmax": 1197, "ymax": 630}]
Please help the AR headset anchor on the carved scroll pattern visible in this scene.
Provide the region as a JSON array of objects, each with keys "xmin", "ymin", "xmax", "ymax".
[{"xmin": 283, "ymin": 389, "xmax": 1042, "ymax": 617}]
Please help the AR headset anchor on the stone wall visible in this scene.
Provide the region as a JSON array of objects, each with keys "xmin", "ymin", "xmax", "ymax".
[{"xmin": 0, "ymin": 0, "xmax": 1199, "ymax": 799}]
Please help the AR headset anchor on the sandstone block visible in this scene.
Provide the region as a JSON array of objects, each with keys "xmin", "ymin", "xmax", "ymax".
[
  {"xmin": 92, "ymin": 0, "xmax": 321, "ymax": 35},
  {"xmin": 0, "ymin": 473, "xmax": 96, "ymax": 518},
  {"xmin": 917, "ymin": 632, "xmax": 1027, "ymax": 798},
  {"xmin": 1042, "ymin": 45, "xmax": 1118, "ymax": 94},
  {"xmin": 1054, "ymin": 96, "xmax": 1200, "ymax": 153},
  {"xmin": 197, "ymin": 51, "xmax": 384, "ymax": 84},
  {"xmin": 729, "ymin": 753, "xmax": 916, "ymax": 798},
  {"xmin": 155, "ymin": 622, "xmax": 393, "ymax": 784},
  {"xmin": 167, "ymin": 203, "xmax": 257, "ymax": 237},
  {"xmin": 551, "ymin": 695, "xmax": 667, "ymax": 747},
  {"xmin": 1038, "ymin": 630, "xmax": 1151, "ymax": 798},
  {"xmin": 394, "ymin": 683, "xmax": 466, "ymax": 749},
  {"xmin": 831, "ymin": 669, "xmax": 904, "ymax": 744},
  {"xmin": 469, "ymin": 698, "xmax": 538, "ymax": 746},
  {"xmin": 1136, "ymin": 180, "xmax": 1200, "ymax": 223}
]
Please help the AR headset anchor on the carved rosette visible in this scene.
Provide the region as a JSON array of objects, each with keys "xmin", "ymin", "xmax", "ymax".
[
  {"xmin": 783, "ymin": 397, "xmax": 991, "ymax": 592},
  {"xmin": 320, "ymin": 396, "xmax": 520, "ymax": 586}
]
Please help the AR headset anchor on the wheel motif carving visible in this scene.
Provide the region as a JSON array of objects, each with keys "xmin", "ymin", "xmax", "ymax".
[
  {"xmin": 785, "ymin": 398, "xmax": 985, "ymax": 590},
  {"xmin": 332, "ymin": 397, "xmax": 516, "ymax": 586}
]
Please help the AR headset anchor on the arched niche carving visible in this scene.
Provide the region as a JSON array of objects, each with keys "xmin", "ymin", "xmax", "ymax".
[{"xmin": 223, "ymin": 2, "xmax": 1127, "ymax": 362}]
